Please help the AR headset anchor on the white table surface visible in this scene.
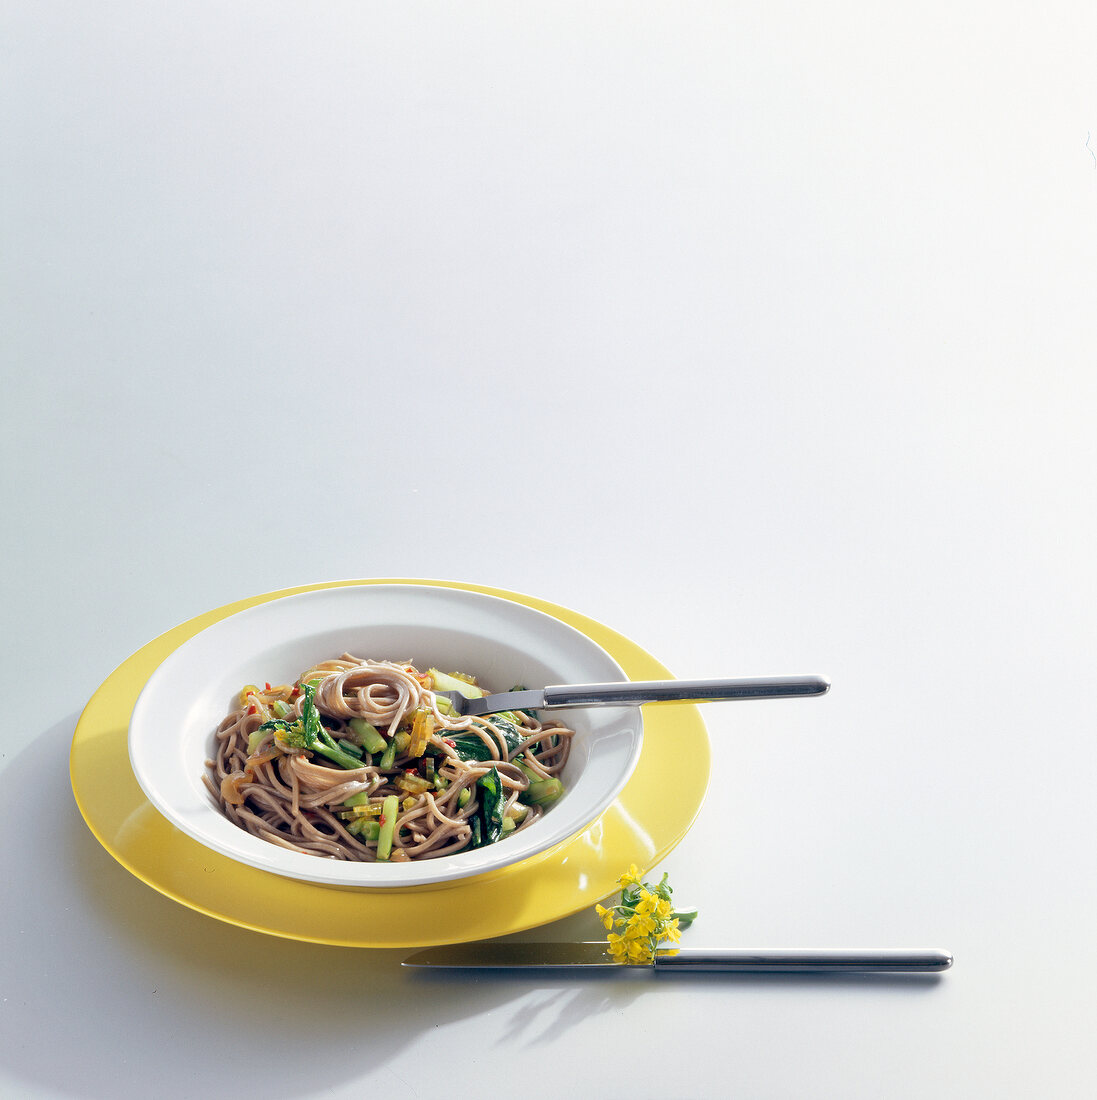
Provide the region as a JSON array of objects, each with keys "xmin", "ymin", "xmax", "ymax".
[{"xmin": 4, "ymin": 3, "xmax": 1096, "ymax": 1097}]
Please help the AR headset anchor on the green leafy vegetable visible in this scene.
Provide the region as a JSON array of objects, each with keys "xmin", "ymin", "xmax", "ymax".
[
  {"xmin": 449, "ymin": 715, "xmax": 525, "ymax": 763},
  {"xmin": 471, "ymin": 766, "xmax": 505, "ymax": 848},
  {"xmin": 258, "ymin": 681, "xmax": 364, "ymax": 771}
]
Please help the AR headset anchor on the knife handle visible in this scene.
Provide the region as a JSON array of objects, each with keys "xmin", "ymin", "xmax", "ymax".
[
  {"xmin": 542, "ymin": 676, "xmax": 830, "ymax": 708},
  {"xmin": 652, "ymin": 949, "xmax": 952, "ymax": 973}
]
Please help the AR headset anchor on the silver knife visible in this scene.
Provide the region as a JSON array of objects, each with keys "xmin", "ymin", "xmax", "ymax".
[
  {"xmin": 438, "ymin": 674, "xmax": 831, "ymax": 717},
  {"xmin": 402, "ymin": 942, "xmax": 953, "ymax": 973}
]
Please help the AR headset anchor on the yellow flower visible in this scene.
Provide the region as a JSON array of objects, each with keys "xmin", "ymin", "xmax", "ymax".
[
  {"xmin": 607, "ymin": 933, "xmax": 629, "ymax": 961},
  {"xmin": 626, "ymin": 910, "xmax": 657, "ymax": 937},
  {"xmin": 597, "ymin": 866, "xmax": 696, "ymax": 964},
  {"xmin": 617, "ymin": 863, "xmax": 643, "ymax": 888},
  {"xmin": 629, "ymin": 938, "xmax": 654, "ymax": 964},
  {"xmin": 634, "ymin": 891, "xmax": 656, "ymax": 916}
]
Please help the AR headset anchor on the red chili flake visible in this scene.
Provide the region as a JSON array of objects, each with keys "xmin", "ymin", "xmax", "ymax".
[
  {"xmin": 247, "ymin": 704, "xmax": 257, "ymax": 715},
  {"xmin": 444, "ymin": 739, "xmax": 456, "ymax": 747},
  {"xmin": 265, "ymin": 682, "xmax": 272, "ymax": 692},
  {"xmin": 378, "ymin": 815, "xmax": 387, "ymax": 825}
]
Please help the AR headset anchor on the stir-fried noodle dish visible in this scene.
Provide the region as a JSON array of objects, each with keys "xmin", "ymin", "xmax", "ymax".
[{"xmin": 204, "ymin": 657, "xmax": 573, "ymax": 862}]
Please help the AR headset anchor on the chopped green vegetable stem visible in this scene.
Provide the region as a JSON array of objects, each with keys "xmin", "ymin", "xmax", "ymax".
[{"xmin": 376, "ymin": 794, "xmax": 399, "ymax": 861}]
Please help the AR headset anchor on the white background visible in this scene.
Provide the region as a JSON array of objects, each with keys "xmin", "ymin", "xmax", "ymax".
[{"xmin": 3, "ymin": 2, "xmax": 1096, "ymax": 1097}]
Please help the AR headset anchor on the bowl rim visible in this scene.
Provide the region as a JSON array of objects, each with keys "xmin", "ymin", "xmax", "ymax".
[{"xmin": 127, "ymin": 582, "xmax": 645, "ymax": 888}]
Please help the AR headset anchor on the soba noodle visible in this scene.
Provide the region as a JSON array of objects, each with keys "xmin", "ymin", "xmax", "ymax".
[{"xmin": 203, "ymin": 656, "xmax": 573, "ymax": 862}]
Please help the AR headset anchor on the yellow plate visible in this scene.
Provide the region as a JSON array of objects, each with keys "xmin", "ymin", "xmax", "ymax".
[{"xmin": 70, "ymin": 579, "xmax": 711, "ymax": 948}]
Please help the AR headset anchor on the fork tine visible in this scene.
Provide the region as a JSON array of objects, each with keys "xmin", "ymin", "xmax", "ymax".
[{"xmin": 437, "ymin": 690, "xmax": 469, "ymax": 716}]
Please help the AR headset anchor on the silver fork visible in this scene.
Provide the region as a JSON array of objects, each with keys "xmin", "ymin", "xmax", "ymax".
[{"xmin": 437, "ymin": 674, "xmax": 829, "ymax": 717}]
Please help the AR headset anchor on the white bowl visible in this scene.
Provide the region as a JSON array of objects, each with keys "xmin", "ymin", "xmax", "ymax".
[{"xmin": 128, "ymin": 584, "xmax": 644, "ymax": 888}]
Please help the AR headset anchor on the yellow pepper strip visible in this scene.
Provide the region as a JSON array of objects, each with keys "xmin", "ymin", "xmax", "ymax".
[
  {"xmin": 338, "ymin": 803, "xmax": 381, "ymax": 820},
  {"xmin": 395, "ymin": 773, "xmax": 433, "ymax": 795},
  {"xmin": 407, "ymin": 705, "xmax": 434, "ymax": 757}
]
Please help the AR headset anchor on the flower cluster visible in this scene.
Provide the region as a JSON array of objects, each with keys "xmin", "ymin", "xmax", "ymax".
[{"xmin": 595, "ymin": 865, "xmax": 698, "ymax": 964}]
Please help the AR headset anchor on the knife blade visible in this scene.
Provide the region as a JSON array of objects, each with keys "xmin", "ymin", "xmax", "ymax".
[
  {"xmin": 439, "ymin": 675, "xmax": 831, "ymax": 717},
  {"xmin": 402, "ymin": 942, "xmax": 953, "ymax": 973}
]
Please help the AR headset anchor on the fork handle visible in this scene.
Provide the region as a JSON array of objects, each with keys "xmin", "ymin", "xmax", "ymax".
[{"xmin": 542, "ymin": 676, "xmax": 829, "ymax": 708}]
